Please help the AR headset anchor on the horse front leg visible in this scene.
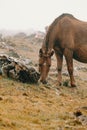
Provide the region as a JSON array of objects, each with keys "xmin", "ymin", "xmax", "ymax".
[
  {"xmin": 64, "ymin": 49, "xmax": 76, "ymax": 87},
  {"xmin": 55, "ymin": 51, "xmax": 63, "ymax": 86}
]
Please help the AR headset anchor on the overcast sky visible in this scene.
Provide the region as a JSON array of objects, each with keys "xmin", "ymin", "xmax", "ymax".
[{"xmin": 0, "ymin": 0, "xmax": 87, "ymax": 31}]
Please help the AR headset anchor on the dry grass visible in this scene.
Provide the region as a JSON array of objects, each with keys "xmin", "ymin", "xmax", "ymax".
[
  {"xmin": 0, "ymin": 76, "xmax": 87, "ymax": 130},
  {"xmin": 0, "ymin": 36, "xmax": 87, "ymax": 130}
]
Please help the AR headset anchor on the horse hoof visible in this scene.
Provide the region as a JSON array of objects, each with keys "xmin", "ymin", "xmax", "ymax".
[{"xmin": 71, "ymin": 84, "xmax": 77, "ymax": 87}]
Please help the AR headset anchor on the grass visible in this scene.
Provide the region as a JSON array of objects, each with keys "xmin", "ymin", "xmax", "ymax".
[
  {"xmin": 0, "ymin": 74, "xmax": 87, "ymax": 130},
  {"xmin": 0, "ymin": 31, "xmax": 87, "ymax": 130}
]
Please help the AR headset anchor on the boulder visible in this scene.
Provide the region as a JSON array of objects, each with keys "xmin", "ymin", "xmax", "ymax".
[{"xmin": 0, "ymin": 54, "xmax": 40, "ymax": 83}]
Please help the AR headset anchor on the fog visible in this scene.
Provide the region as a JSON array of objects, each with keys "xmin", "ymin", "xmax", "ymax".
[{"xmin": 0, "ymin": 0, "xmax": 87, "ymax": 31}]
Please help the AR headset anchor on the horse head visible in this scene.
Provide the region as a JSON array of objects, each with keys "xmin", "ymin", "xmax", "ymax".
[{"xmin": 39, "ymin": 48, "xmax": 54, "ymax": 84}]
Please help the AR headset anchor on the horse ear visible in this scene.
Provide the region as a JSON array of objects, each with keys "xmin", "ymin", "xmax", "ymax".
[
  {"xmin": 50, "ymin": 50, "xmax": 54, "ymax": 57},
  {"xmin": 39, "ymin": 48, "xmax": 43, "ymax": 57}
]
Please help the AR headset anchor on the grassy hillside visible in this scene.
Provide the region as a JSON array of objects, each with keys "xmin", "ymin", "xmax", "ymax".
[
  {"xmin": 0, "ymin": 34, "xmax": 87, "ymax": 130},
  {"xmin": 0, "ymin": 76, "xmax": 87, "ymax": 130}
]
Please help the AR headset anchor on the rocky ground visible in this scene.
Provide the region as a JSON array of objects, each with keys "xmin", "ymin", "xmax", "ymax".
[{"xmin": 0, "ymin": 33, "xmax": 87, "ymax": 130}]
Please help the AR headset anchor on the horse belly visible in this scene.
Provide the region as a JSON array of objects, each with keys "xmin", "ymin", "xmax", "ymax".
[{"xmin": 73, "ymin": 45, "xmax": 87, "ymax": 63}]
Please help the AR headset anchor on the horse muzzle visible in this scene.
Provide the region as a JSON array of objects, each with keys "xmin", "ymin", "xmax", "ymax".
[{"xmin": 40, "ymin": 79, "xmax": 47, "ymax": 84}]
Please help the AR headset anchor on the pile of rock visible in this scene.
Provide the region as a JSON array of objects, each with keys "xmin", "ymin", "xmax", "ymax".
[{"xmin": 0, "ymin": 54, "xmax": 40, "ymax": 83}]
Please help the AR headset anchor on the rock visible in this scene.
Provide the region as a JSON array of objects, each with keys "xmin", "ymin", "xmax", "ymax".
[
  {"xmin": 19, "ymin": 58, "xmax": 33, "ymax": 65},
  {"xmin": 0, "ymin": 54, "xmax": 40, "ymax": 83},
  {"xmin": 74, "ymin": 110, "xmax": 87, "ymax": 125},
  {"xmin": 8, "ymin": 49, "xmax": 19, "ymax": 58}
]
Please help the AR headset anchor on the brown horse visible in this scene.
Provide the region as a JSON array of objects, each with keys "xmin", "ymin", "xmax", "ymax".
[{"xmin": 39, "ymin": 13, "xmax": 87, "ymax": 87}]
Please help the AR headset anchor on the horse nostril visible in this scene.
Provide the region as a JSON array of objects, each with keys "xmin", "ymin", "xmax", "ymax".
[{"xmin": 43, "ymin": 81, "xmax": 47, "ymax": 84}]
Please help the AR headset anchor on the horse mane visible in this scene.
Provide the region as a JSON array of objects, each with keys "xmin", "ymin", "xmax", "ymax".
[{"xmin": 45, "ymin": 13, "xmax": 74, "ymax": 51}]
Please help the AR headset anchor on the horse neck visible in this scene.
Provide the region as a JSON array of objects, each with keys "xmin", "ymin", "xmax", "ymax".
[{"xmin": 43, "ymin": 36, "xmax": 53, "ymax": 53}]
